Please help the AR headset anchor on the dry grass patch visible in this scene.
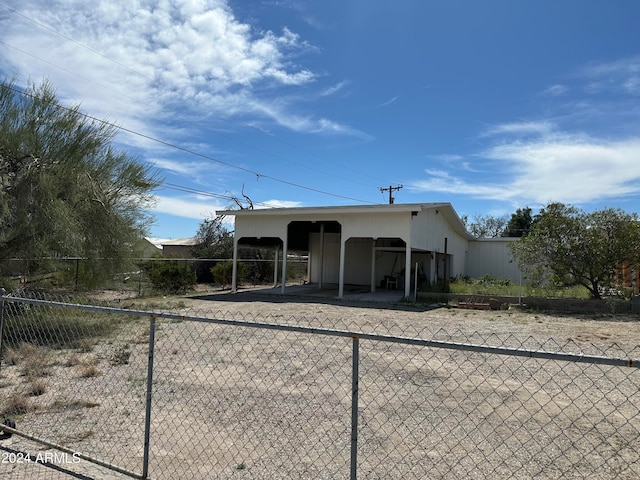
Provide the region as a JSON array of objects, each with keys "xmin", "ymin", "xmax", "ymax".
[
  {"xmin": 51, "ymin": 398, "xmax": 100, "ymax": 411},
  {"xmin": 109, "ymin": 344, "xmax": 131, "ymax": 366},
  {"xmin": 62, "ymin": 429, "xmax": 95, "ymax": 444},
  {"xmin": 26, "ymin": 378, "xmax": 47, "ymax": 397},
  {"xmin": 2, "ymin": 393, "xmax": 36, "ymax": 416},
  {"xmin": 6, "ymin": 342, "xmax": 52, "ymax": 378},
  {"xmin": 77, "ymin": 363, "xmax": 102, "ymax": 378}
]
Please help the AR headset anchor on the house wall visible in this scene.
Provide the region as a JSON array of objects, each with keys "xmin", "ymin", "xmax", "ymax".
[
  {"xmin": 410, "ymin": 208, "xmax": 470, "ymax": 279},
  {"xmin": 162, "ymin": 245, "xmax": 193, "ymax": 258},
  {"xmin": 231, "ymin": 205, "xmax": 524, "ymax": 290},
  {"xmin": 235, "ymin": 215, "xmax": 288, "ymax": 240},
  {"xmin": 466, "ymin": 238, "xmax": 521, "ymax": 282},
  {"xmin": 341, "ymin": 212, "xmax": 412, "ymax": 241}
]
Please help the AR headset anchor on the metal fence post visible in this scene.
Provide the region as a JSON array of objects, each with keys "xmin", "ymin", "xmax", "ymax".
[
  {"xmin": 142, "ymin": 315, "xmax": 157, "ymax": 479},
  {"xmin": 350, "ymin": 336, "xmax": 360, "ymax": 480}
]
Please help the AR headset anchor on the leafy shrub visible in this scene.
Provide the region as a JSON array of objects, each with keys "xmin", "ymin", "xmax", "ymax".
[
  {"xmin": 210, "ymin": 261, "xmax": 250, "ymax": 286},
  {"xmin": 143, "ymin": 257, "xmax": 196, "ymax": 294}
]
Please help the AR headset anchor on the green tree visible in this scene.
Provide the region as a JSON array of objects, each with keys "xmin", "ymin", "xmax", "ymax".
[
  {"xmin": 465, "ymin": 213, "xmax": 508, "ymax": 238},
  {"xmin": 143, "ymin": 256, "xmax": 196, "ymax": 294},
  {"xmin": 503, "ymin": 207, "xmax": 534, "ymax": 237},
  {"xmin": 192, "ymin": 215, "xmax": 234, "ymax": 259},
  {"xmin": 510, "ymin": 202, "xmax": 640, "ymax": 299},
  {"xmin": 0, "ymin": 79, "xmax": 160, "ymax": 286}
]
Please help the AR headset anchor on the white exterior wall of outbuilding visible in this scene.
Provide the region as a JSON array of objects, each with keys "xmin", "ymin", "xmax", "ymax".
[
  {"xmin": 410, "ymin": 206, "xmax": 471, "ymax": 279},
  {"xmin": 234, "ymin": 214, "xmax": 288, "ymax": 239},
  {"xmin": 466, "ymin": 238, "xmax": 522, "ymax": 283},
  {"xmin": 220, "ymin": 203, "xmax": 523, "ymax": 297}
]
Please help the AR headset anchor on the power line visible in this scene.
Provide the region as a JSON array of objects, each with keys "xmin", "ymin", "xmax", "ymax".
[
  {"xmin": 5, "ymin": 84, "xmax": 376, "ymax": 205},
  {"xmin": 161, "ymin": 182, "xmax": 282, "ymax": 209}
]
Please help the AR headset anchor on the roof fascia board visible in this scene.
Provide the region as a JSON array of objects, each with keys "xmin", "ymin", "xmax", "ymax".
[{"xmin": 217, "ymin": 203, "xmax": 450, "ymax": 217}]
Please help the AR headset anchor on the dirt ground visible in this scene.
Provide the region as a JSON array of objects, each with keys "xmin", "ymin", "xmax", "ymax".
[{"xmin": 2, "ymin": 287, "xmax": 640, "ymax": 479}]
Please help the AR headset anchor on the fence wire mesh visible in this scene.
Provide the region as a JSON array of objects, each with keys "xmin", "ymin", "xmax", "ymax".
[{"xmin": 1, "ymin": 290, "xmax": 640, "ymax": 479}]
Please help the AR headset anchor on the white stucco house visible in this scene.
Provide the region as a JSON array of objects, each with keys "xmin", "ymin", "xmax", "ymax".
[{"xmin": 217, "ymin": 202, "xmax": 522, "ymax": 298}]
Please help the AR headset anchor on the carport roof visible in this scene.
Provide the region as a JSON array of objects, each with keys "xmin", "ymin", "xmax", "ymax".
[{"xmin": 217, "ymin": 202, "xmax": 473, "ymax": 239}]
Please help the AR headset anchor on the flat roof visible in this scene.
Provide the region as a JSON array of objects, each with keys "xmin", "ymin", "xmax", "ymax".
[{"xmin": 217, "ymin": 202, "xmax": 452, "ymax": 217}]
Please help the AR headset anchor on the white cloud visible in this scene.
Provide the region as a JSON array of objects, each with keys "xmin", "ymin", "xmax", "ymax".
[
  {"xmin": 412, "ymin": 56, "xmax": 640, "ymax": 208},
  {"xmin": 582, "ymin": 56, "xmax": 640, "ymax": 96},
  {"xmin": 256, "ymin": 200, "xmax": 303, "ymax": 209},
  {"xmin": 0, "ymin": 0, "xmax": 364, "ymax": 138},
  {"xmin": 409, "ymin": 169, "xmax": 508, "ymax": 199},
  {"xmin": 484, "ymin": 137, "xmax": 640, "ymax": 204},
  {"xmin": 373, "ymin": 96, "xmax": 398, "ymax": 108},
  {"xmin": 411, "ymin": 136, "xmax": 640, "ymax": 206},
  {"xmin": 541, "ymin": 84, "xmax": 568, "ymax": 96},
  {"xmin": 320, "ymin": 80, "xmax": 349, "ymax": 97},
  {"xmin": 152, "ymin": 194, "xmax": 303, "ymax": 219},
  {"xmin": 152, "ymin": 195, "xmax": 223, "ymax": 220},
  {"xmin": 481, "ymin": 120, "xmax": 555, "ymax": 137}
]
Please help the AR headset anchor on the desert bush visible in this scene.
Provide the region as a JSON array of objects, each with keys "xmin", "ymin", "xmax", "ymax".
[
  {"xmin": 26, "ymin": 379, "xmax": 47, "ymax": 397},
  {"xmin": 109, "ymin": 344, "xmax": 131, "ymax": 366},
  {"xmin": 142, "ymin": 257, "xmax": 196, "ymax": 294},
  {"xmin": 211, "ymin": 260, "xmax": 250, "ymax": 286}
]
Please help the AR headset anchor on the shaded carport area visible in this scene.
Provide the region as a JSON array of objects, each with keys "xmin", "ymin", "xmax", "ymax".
[
  {"xmin": 232, "ymin": 222, "xmax": 424, "ymax": 299},
  {"xmin": 289, "ymin": 220, "xmax": 340, "ymax": 290},
  {"xmin": 232, "ymin": 236, "xmax": 285, "ymax": 288},
  {"xmin": 223, "ymin": 203, "xmax": 459, "ymax": 299},
  {"xmin": 372, "ymin": 239, "xmax": 432, "ymax": 295}
]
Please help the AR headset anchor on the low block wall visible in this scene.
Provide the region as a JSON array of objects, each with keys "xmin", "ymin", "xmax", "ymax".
[{"xmin": 417, "ymin": 292, "xmax": 633, "ymax": 314}]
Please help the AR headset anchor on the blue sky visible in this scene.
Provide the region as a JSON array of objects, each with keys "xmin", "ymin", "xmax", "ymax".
[{"xmin": 1, "ymin": 0, "xmax": 640, "ymax": 242}]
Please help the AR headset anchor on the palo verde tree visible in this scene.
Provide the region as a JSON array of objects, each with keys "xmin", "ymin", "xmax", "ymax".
[
  {"xmin": 510, "ymin": 202, "xmax": 640, "ymax": 299},
  {"xmin": 0, "ymin": 78, "xmax": 160, "ymax": 286}
]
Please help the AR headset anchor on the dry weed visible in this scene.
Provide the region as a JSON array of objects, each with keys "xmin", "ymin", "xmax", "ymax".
[
  {"xmin": 2, "ymin": 393, "xmax": 35, "ymax": 416},
  {"xmin": 26, "ymin": 378, "xmax": 47, "ymax": 397}
]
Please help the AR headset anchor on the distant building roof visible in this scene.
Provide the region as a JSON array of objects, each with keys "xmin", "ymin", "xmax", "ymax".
[{"xmin": 160, "ymin": 237, "xmax": 198, "ymax": 246}]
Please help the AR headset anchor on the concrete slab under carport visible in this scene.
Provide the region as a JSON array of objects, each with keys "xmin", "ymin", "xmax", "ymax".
[{"xmin": 196, "ymin": 283, "xmax": 409, "ymax": 304}]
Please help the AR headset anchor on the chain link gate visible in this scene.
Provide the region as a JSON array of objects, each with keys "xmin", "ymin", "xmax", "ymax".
[{"xmin": 1, "ymin": 289, "xmax": 640, "ymax": 479}]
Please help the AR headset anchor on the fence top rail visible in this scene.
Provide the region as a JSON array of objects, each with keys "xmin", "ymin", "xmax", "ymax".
[{"xmin": 2, "ymin": 293, "xmax": 639, "ymax": 369}]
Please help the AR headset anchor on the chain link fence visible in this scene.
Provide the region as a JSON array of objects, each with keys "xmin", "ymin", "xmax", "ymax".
[
  {"xmin": 1, "ymin": 289, "xmax": 640, "ymax": 479},
  {"xmin": 0, "ymin": 257, "xmax": 309, "ymax": 297}
]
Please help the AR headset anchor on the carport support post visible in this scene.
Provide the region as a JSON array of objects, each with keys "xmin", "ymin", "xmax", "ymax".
[
  {"xmin": 231, "ymin": 238, "xmax": 239, "ymax": 293},
  {"xmin": 273, "ymin": 245, "xmax": 279, "ymax": 287},
  {"xmin": 338, "ymin": 236, "xmax": 346, "ymax": 298},
  {"xmin": 404, "ymin": 238, "xmax": 412, "ymax": 299},
  {"xmin": 318, "ymin": 223, "xmax": 325, "ymax": 289},
  {"xmin": 370, "ymin": 243, "xmax": 376, "ymax": 293},
  {"xmin": 280, "ymin": 236, "xmax": 288, "ymax": 294}
]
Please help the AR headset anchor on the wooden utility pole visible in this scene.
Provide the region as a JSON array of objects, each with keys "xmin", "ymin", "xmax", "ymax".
[{"xmin": 380, "ymin": 184, "xmax": 403, "ymax": 204}]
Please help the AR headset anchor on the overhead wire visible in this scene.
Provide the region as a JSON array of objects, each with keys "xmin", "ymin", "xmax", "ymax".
[
  {"xmin": 5, "ymin": 84, "xmax": 375, "ymax": 204},
  {"xmin": 160, "ymin": 182, "xmax": 284, "ymax": 209}
]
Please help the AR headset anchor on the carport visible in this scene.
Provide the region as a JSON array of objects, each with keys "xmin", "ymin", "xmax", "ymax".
[{"xmin": 217, "ymin": 203, "xmax": 476, "ymax": 298}]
